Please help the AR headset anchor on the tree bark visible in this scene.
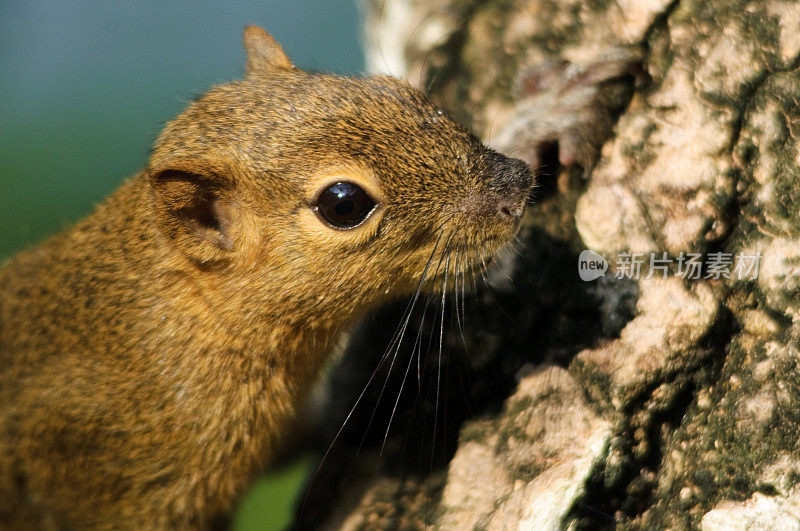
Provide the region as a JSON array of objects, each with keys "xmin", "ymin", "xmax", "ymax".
[{"xmin": 297, "ymin": 1, "xmax": 800, "ymax": 528}]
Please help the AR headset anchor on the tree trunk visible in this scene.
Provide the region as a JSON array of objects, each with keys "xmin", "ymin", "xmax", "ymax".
[{"xmin": 297, "ymin": 0, "xmax": 800, "ymax": 528}]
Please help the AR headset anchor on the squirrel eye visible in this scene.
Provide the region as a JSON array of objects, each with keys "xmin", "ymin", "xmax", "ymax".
[{"xmin": 313, "ymin": 181, "xmax": 377, "ymax": 229}]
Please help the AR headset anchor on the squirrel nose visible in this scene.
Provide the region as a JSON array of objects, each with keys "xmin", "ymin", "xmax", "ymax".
[
  {"xmin": 498, "ymin": 202, "xmax": 525, "ymax": 221},
  {"xmin": 489, "ymin": 152, "xmax": 533, "ymax": 222}
]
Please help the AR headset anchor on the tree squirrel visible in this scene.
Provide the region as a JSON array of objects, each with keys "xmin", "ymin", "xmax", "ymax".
[{"xmin": 0, "ymin": 26, "xmax": 532, "ymax": 528}]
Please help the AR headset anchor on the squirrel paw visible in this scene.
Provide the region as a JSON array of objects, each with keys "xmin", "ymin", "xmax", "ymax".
[{"xmin": 490, "ymin": 48, "xmax": 641, "ymax": 174}]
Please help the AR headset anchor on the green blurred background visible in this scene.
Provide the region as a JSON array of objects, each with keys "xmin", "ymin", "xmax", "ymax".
[{"xmin": 0, "ymin": 2, "xmax": 363, "ymax": 529}]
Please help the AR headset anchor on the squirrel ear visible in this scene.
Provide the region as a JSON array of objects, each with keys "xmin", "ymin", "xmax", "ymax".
[
  {"xmin": 148, "ymin": 161, "xmax": 238, "ymax": 266},
  {"xmin": 243, "ymin": 25, "xmax": 293, "ymax": 75}
]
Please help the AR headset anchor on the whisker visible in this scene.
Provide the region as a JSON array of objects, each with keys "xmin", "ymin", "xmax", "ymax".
[
  {"xmin": 373, "ymin": 0, "xmax": 391, "ymax": 74},
  {"xmin": 479, "ymin": 260, "xmax": 520, "ymax": 326},
  {"xmin": 381, "ymin": 212, "xmax": 457, "ymax": 259},
  {"xmin": 370, "ymin": 234, "xmax": 452, "ymax": 440},
  {"xmin": 430, "ymin": 250, "xmax": 450, "ymax": 471},
  {"xmin": 415, "ymin": 287, "xmax": 437, "ymax": 392},
  {"xmin": 377, "ymin": 229, "xmax": 458, "ymax": 452},
  {"xmin": 299, "ymin": 231, "xmax": 444, "ymax": 515},
  {"xmin": 381, "ymin": 316, "xmax": 421, "ymax": 454},
  {"xmin": 452, "ymin": 247, "xmax": 469, "ymax": 350},
  {"xmin": 420, "ymin": 11, "xmax": 475, "ymax": 95},
  {"xmin": 460, "ymin": 249, "xmax": 467, "ymax": 326}
]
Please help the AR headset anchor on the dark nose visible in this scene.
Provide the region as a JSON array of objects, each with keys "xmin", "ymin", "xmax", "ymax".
[{"xmin": 488, "ymin": 152, "xmax": 533, "ymax": 222}]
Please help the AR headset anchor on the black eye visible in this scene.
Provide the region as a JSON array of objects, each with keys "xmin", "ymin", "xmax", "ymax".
[{"xmin": 313, "ymin": 181, "xmax": 378, "ymax": 229}]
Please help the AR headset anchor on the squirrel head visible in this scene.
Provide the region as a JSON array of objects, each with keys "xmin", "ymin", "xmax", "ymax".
[{"xmin": 145, "ymin": 26, "xmax": 533, "ymax": 322}]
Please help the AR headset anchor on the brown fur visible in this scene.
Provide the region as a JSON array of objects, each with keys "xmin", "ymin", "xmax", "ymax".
[{"xmin": 0, "ymin": 27, "xmax": 531, "ymax": 528}]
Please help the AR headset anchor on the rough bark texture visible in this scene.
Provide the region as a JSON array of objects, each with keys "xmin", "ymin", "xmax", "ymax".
[{"xmin": 296, "ymin": 0, "xmax": 800, "ymax": 529}]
